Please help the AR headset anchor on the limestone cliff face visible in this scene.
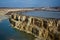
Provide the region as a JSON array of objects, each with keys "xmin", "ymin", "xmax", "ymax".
[{"xmin": 9, "ymin": 12, "xmax": 60, "ymax": 40}]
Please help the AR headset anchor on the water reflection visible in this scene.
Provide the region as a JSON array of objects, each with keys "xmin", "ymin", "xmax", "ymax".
[{"xmin": 0, "ymin": 19, "xmax": 35, "ymax": 40}]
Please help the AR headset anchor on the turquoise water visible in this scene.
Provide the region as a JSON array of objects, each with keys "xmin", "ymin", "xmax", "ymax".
[{"xmin": 0, "ymin": 19, "xmax": 35, "ymax": 40}]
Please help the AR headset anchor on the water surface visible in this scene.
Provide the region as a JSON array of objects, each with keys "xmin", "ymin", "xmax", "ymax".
[
  {"xmin": 0, "ymin": 19, "xmax": 34, "ymax": 40},
  {"xmin": 22, "ymin": 11, "xmax": 60, "ymax": 18}
]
